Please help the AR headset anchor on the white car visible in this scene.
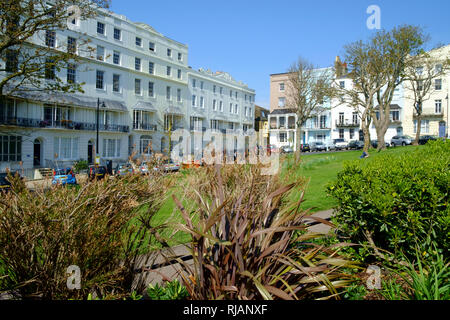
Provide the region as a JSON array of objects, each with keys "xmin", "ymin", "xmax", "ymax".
[{"xmin": 333, "ymin": 138, "xmax": 348, "ymax": 150}]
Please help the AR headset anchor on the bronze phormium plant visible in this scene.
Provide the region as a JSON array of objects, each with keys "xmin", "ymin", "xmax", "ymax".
[{"xmin": 171, "ymin": 164, "xmax": 359, "ymax": 300}]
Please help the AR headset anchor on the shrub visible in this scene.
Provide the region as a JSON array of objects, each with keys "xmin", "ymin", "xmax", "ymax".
[
  {"xmin": 73, "ymin": 159, "xmax": 89, "ymax": 173},
  {"xmin": 168, "ymin": 164, "xmax": 359, "ymax": 300},
  {"xmin": 327, "ymin": 140, "xmax": 450, "ymax": 262},
  {"xmin": 0, "ymin": 173, "xmax": 171, "ymax": 299},
  {"xmin": 147, "ymin": 280, "xmax": 189, "ymax": 300}
]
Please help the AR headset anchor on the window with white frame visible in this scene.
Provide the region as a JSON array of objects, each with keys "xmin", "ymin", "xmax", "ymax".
[
  {"xmin": 178, "ymin": 52, "xmax": 182, "ymax": 61},
  {"xmin": 149, "ymin": 61, "xmax": 154, "ymax": 74},
  {"xmin": 234, "ymin": 104, "xmax": 238, "ymax": 114},
  {"xmin": 96, "ymin": 45, "xmax": 105, "ymax": 61},
  {"xmin": 279, "ymin": 83, "xmax": 285, "ymax": 91},
  {"xmin": 279, "ymin": 132, "xmax": 287, "ymax": 143},
  {"xmin": 166, "ymin": 66, "xmax": 171, "ymax": 76},
  {"xmin": 135, "ymin": 57, "xmax": 141, "ymax": 71},
  {"xmin": 210, "ymin": 119, "xmax": 219, "ymax": 129},
  {"xmin": 54, "ymin": 137, "xmax": 79, "ymax": 160},
  {"xmin": 278, "ymin": 97, "xmax": 285, "ymax": 107},
  {"xmin": 192, "ymin": 79, "xmax": 196, "ymax": 88},
  {"xmin": 45, "ymin": 58, "xmax": 55, "ymax": 80},
  {"xmin": 113, "ymin": 51, "xmax": 120, "ymax": 65},
  {"xmin": 219, "ymin": 101, "xmax": 223, "ymax": 112},
  {"xmin": 229, "ymin": 103, "xmax": 233, "ymax": 113},
  {"xmin": 435, "ymin": 79, "xmax": 442, "ymax": 90},
  {"xmin": 67, "ymin": 64, "xmax": 76, "ymax": 83},
  {"xmin": 200, "ymin": 97, "xmax": 204, "ymax": 108},
  {"xmin": 45, "ymin": 30, "xmax": 56, "ymax": 47},
  {"xmin": 435, "ymin": 100, "xmax": 442, "ymax": 114},
  {"xmin": 113, "ymin": 74, "xmax": 120, "ymax": 93},
  {"xmin": 414, "ymin": 120, "xmax": 429, "ymax": 133},
  {"xmin": 167, "ymin": 48, "xmax": 172, "ymax": 57},
  {"xmin": 177, "ymin": 69, "xmax": 182, "ymax": 79},
  {"xmin": 113, "ymin": 28, "xmax": 121, "ymax": 40},
  {"xmin": 97, "ymin": 21, "xmax": 105, "ymax": 35},
  {"xmin": 192, "ymin": 95, "xmax": 197, "ymax": 107},
  {"xmin": 212, "ymin": 99, "xmax": 217, "ymax": 111},
  {"xmin": 166, "ymin": 86, "xmax": 171, "ymax": 100},
  {"xmin": 140, "ymin": 135, "xmax": 152, "ymax": 155},
  {"xmin": 0, "ymin": 135, "xmax": 22, "ymax": 162},
  {"xmin": 149, "ymin": 42, "xmax": 155, "ymax": 52},
  {"xmin": 200, "ymin": 81, "xmax": 204, "ymax": 90},
  {"xmin": 102, "ymin": 138, "xmax": 121, "ymax": 158},
  {"xmin": 177, "ymin": 88, "xmax": 182, "ymax": 102},
  {"xmin": 213, "ymin": 85, "xmax": 216, "ymax": 93},
  {"xmin": 135, "ymin": 79, "xmax": 141, "ymax": 95},
  {"xmin": 67, "ymin": 37, "xmax": 76, "ymax": 54},
  {"xmin": 339, "ymin": 129, "xmax": 344, "ymax": 139},
  {"xmin": 220, "ymin": 87, "xmax": 223, "ymax": 94},
  {"xmin": 136, "ymin": 37, "xmax": 142, "ymax": 47},
  {"xmin": 148, "ymin": 82, "xmax": 154, "ymax": 97}
]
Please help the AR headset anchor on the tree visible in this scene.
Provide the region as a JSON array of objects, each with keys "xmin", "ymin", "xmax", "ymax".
[
  {"xmin": 403, "ymin": 50, "xmax": 450, "ymax": 144},
  {"xmin": 338, "ymin": 42, "xmax": 382, "ymax": 153},
  {"xmin": 0, "ymin": 0, "xmax": 109, "ymax": 96},
  {"xmin": 0, "ymin": 0, "xmax": 109, "ymax": 136},
  {"xmin": 343, "ymin": 25, "xmax": 427, "ymax": 151},
  {"xmin": 285, "ymin": 57, "xmax": 336, "ymax": 163}
]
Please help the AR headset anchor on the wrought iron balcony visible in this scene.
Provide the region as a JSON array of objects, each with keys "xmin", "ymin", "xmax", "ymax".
[
  {"xmin": 133, "ymin": 122, "xmax": 157, "ymax": 131},
  {"xmin": 0, "ymin": 116, "xmax": 129, "ymax": 133},
  {"xmin": 335, "ymin": 120, "xmax": 360, "ymax": 127},
  {"xmin": 190, "ymin": 126, "xmax": 207, "ymax": 132}
]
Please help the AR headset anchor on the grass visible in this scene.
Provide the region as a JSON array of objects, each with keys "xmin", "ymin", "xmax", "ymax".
[
  {"xmin": 281, "ymin": 146, "xmax": 422, "ymax": 213},
  {"xmin": 143, "ymin": 146, "xmax": 423, "ymax": 246}
]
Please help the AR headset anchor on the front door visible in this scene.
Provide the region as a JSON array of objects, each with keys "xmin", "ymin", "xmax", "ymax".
[
  {"xmin": 88, "ymin": 141, "xmax": 93, "ymax": 164},
  {"xmin": 33, "ymin": 139, "xmax": 41, "ymax": 167},
  {"xmin": 439, "ymin": 122, "xmax": 446, "ymax": 138}
]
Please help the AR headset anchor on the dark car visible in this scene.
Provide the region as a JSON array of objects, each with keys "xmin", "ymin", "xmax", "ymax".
[
  {"xmin": 347, "ymin": 140, "xmax": 365, "ymax": 150},
  {"xmin": 88, "ymin": 165, "xmax": 108, "ymax": 181},
  {"xmin": 301, "ymin": 144, "xmax": 310, "ymax": 152},
  {"xmin": 0, "ymin": 173, "xmax": 12, "ymax": 192},
  {"xmin": 371, "ymin": 140, "xmax": 390, "ymax": 148},
  {"xmin": 418, "ymin": 135, "xmax": 438, "ymax": 145}
]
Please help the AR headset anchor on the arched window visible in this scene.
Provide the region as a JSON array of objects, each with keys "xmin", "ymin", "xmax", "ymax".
[{"xmin": 140, "ymin": 135, "xmax": 152, "ymax": 155}]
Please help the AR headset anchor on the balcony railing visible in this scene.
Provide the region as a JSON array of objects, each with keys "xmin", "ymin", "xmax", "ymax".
[
  {"xmin": 165, "ymin": 125, "xmax": 184, "ymax": 132},
  {"xmin": 335, "ymin": 120, "xmax": 360, "ymax": 127},
  {"xmin": 190, "ymin": 126, "xmax": 207, "ymax": 132},
  {"xmin": 133, "ymin": 122, "xmax": 157, "ymax": 131},
  {"xmin": 0, "ymin": 116, "xmax": 129, "ymax": 133}
]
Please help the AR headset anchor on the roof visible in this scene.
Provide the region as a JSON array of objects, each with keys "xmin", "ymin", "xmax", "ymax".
[
  {"xmin": 133, "ymin": 101, "xmax": 157, "ymax": 112},
  {"xmin": 9, "ymin": 90, "xmax": 128, "ymax": 112},
  {"xmin": 270, "ymin": 108, "xmax": 297, "ymax": 115},
  {"xmin": 374, "ymin": 104, "xmax": 401, "ymax": 110}
]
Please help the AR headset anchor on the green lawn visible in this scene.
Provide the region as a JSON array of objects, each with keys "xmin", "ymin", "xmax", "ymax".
[
  {"xmin": 146, "ymin": 145, "xmax": 422, "ymax": 246},
  {"xmin": 280, "ymin": 146, "xmax": 422, "ymax": 213}
]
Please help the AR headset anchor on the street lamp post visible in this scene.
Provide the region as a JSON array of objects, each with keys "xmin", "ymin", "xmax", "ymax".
[{"xmin": 96, "ymin": 98, "xmax": 106, "ymax": 157}]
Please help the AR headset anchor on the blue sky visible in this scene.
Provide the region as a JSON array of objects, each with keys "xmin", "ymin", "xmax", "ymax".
[{"xmin": 110, "ymin": 0, "xmax": 450, "ymax": 110}]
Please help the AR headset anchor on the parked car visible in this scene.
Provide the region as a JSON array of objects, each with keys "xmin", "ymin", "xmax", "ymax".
[
  {"xmin": 0, "ymin": 173, "xmax": 12, "ymax": 192},
  {"xmin": 325, "ymin": 141, "xmax": 336, "ymax": 151},
  {"xmin": 52, "ymin": 168, "xmax": 77, "ymax": 186},
  {"xmin": 154, "ymin": 159, "xmax": 180, "ymax": 172},
  {"xmin": 267, "ymin": 144, "xmax": 278, "ymax": 154},
  {"xmin": 115, "ymin": 163, "xmax": 135, "ymax": 176},
  {"xmin": 310, "ymin": 141, "xmax": 327, "ymax": 152},
  {"xmin": 88, "ymin": 165, "xmax": 108, "ymax": 181},
  {"xmin": 333, "ymin": 138, "xmax": 348, "ymax": 150},
  {"xmin": 418, "ymin": 135, "xmax": 438, "ymax": 145},
  {"xmin": 371, "ymin": 140, "xmax": 389, "ymax": 149},
  {"xmin": 390, "ymin": 135, "xmax": 413, "ymax": 147},
  {"xmin": 301, "ymin": 143, "xmax": 310, "ymax": 152},
  {"xmin": 280, "ymin": 145, "xmax": 294, "ymax": 154},
  {"xmin": 347, "ymin": 140, "xmax": 365, "ymax": 150},
  {"xmin": 139, "ymin": 162, "xmax": 149, "ymax": 175}
]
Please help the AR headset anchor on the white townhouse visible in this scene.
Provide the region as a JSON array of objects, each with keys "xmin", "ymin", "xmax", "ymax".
[
  {"xmin": 331, "ymin": 75, "xmax": 406, "ymax": 144},
  {"xmin": 0, "ymin": 8, "xmax": 255, "ymax": 177}
]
